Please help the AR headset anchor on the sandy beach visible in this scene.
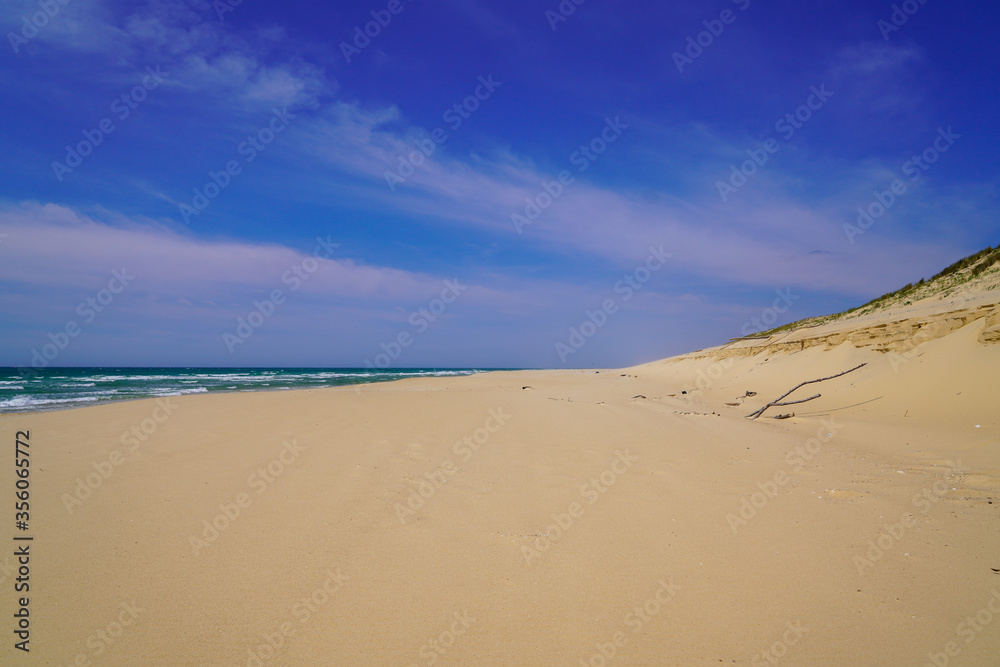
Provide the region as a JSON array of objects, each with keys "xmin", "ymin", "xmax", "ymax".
[
  {"xmin": 1, "ymin": 282, "xmax": 998, "ymax": 666},
  {"xmin": 4, "ymin": 1, "xmax": 1000, "ymax": 663}
]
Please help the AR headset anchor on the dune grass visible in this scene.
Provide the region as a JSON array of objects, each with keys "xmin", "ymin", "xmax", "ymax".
[{"xmin": 736, "ymin": 244, "xmax": 1000, "ymax": 340}]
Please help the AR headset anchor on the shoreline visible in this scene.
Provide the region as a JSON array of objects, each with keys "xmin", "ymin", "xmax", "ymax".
[{"xmin": 0, "ymin": 367, "xmax": 508, "ymax": 416}]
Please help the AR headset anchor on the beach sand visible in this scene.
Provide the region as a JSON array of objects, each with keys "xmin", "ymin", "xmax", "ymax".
[{"xmin": 2, "ymin": 291, "xmax": 999, "ymax": 665}]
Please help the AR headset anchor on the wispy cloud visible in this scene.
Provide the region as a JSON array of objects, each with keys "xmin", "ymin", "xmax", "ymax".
[
  {"xmin": 279, "ymin": 99, "xmax": 965, "ymax": 296},
  {"xmin": 4, "ymin": 0, "xmax": 333, "ymax": 109},
  {"xmin": 0, "ymin": 201, "xmax": 455, "ymax": 300}
]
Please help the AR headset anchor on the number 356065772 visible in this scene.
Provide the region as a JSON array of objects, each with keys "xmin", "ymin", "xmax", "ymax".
[{"xmin": 15, "ymin": 431, "xmax": 30, "ymax": 527}]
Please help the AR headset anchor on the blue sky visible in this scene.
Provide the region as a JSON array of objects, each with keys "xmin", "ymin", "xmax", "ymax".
[{"xmin": 1, "ymin": 0, "xmax": 998, "ymax": 369}]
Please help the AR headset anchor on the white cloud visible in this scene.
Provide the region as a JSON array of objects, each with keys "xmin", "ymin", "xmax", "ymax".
[
  {"xmin": 3, "ymin": 0, "xmax": 332, "ymax": 109},
  {"xmin": 0, "ymin": 202, "xmax": 456, "ymax": 302}
]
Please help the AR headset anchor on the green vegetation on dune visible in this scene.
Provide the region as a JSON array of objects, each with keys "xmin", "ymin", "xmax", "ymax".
[{"xmin": 735, "ymin": 244, "xmax": 1000, "ymax": 341}]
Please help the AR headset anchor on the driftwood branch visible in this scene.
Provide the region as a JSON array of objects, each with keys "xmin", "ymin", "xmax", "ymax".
[
  {"xmin": 769, "ymin": 394, "xmax": 821, "ymax": 407},
  {"xmin": 745, "ymin": 363, "xmax": 867, "ymax": 420}
]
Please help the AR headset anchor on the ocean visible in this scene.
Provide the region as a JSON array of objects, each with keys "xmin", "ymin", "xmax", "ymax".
[{"xmin": 0, "ymin": 367, "xmax": 494, "ymax": 414}]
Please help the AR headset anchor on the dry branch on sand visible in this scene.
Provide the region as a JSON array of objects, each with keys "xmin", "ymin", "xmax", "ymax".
[{"xmin": 745, "ymin": 363, "xmax": 867, "ymax": 420}]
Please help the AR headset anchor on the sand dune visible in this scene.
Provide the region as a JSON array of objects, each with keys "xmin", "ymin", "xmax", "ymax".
[{"xmin": 2, "ymin": 282, "xmax": 999, "ymax": 665}]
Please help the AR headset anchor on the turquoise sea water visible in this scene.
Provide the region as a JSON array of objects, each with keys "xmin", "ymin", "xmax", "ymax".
[{"xmin": 0, "ymin": 367, "xmax": 495, "ymax": 414}]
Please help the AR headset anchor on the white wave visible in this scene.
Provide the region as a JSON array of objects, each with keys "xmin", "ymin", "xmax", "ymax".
[
  {"xmin": 0, "ymin": 395, "xmax": 99, "ymax": 408},
  {"xmin": 149, "ymin": 388, "xmax": 209, "ymax": 396}
]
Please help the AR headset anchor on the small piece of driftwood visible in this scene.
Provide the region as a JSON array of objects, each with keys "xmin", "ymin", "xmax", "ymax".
[
  {"xmin": 727, "ymin": 391, "xmax": 758, "ymax": 407},
  {"xmin": 745, "ymin": 363, "xmax": 867, "ymax": 420}
]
